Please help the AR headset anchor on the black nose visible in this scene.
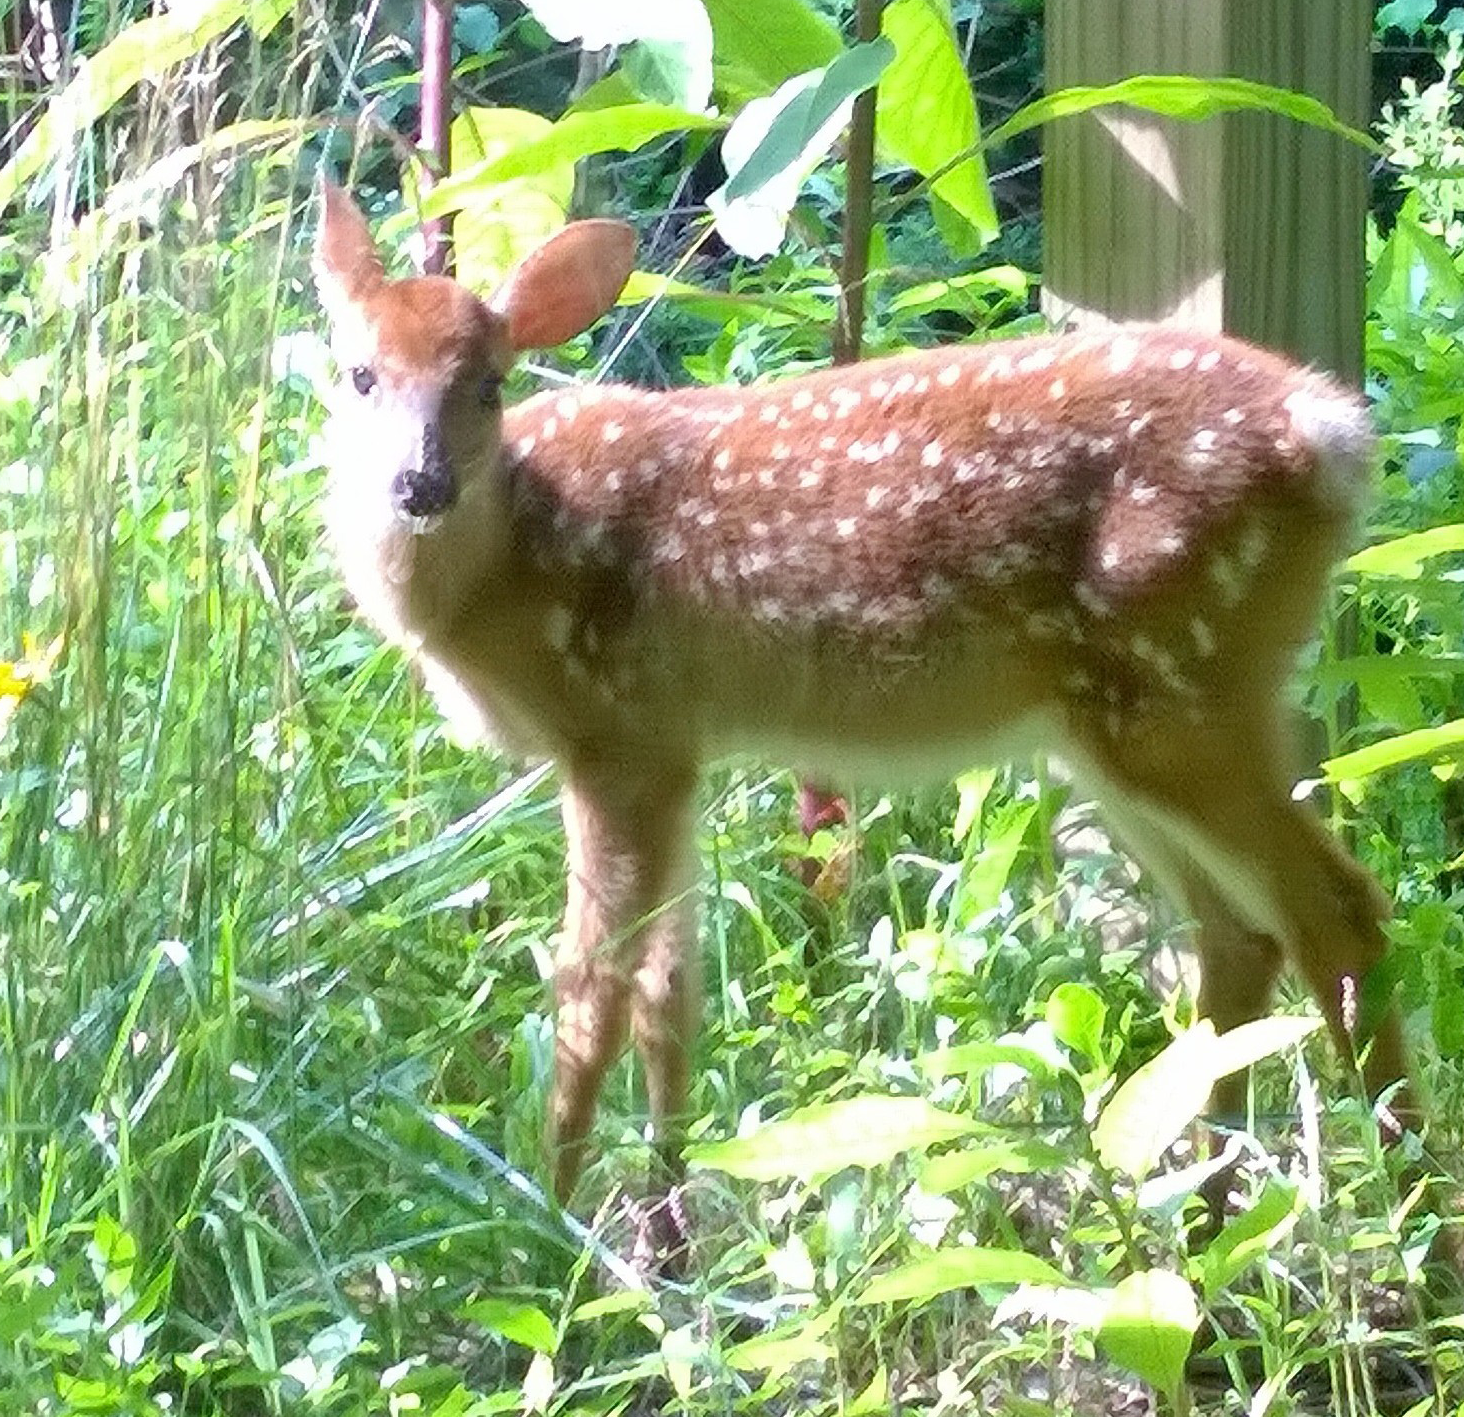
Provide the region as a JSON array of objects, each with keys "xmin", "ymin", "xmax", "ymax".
[
  {"xmin": 391, "ymin": 468, "xmax": 455, "ymax": 517},
  {"xmin": 391, "ymin": 424, "xmax": 456, "ymax": 517}
]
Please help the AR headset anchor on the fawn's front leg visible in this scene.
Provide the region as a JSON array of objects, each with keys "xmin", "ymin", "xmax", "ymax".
[{"xmin": 550, "ymin": 760, "xmax": 699, "ymax": 1202}]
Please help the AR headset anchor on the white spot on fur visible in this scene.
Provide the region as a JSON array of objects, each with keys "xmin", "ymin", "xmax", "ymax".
[
  {"xmin": 1193, "ymin": 428, "xmax": 1218, "ymax": 451},
  {"xmin": 938, "ymin": 362, "xmax": 962, "ymax": 387},
  {"xmin": 714, "ymin": 448, "xmax": 731, "ymax": 471},
  {"xmin": 1019, "ymin": 347, "xmax": 1058, "ymax": 374},
  {"xmin": 882, "ymin": 431, "xmax": 902, "ymax": 457},
  {"xmin": 544, "ymin": 606, "xmax": 573, "ymax": 651},
  {"xmin": 1169, "ymin": 348, "xmax": 1195, "ymax": 370},
  {"xmin": 605, "ymin": 470, "xmax": 623, "ymax": 492},
  {"xmin": 603, "ymin": 421, "xmax": 624, "ymax": 443},
  {"xmin": 819, "ymin": 436, "xmax": 837, "ymax": 452},
  {"xmin": 760, "ymin": 404, "xmax": 780, "ymax": 423},
  {"xmin": 800, "ymin": 470, "xmax": 822, "ymax": 489},
  {"xmin": 516, "ymin": 435, "xmax": 536, "ymax": 456},
  {"xmin": 921, "ymin": 441, "xmax": 943, "ymax": 468},
  {"xmin": 758, "ymin": 469, "xmax": 777, "ymax": 488},
  {"xmin": 986, "ymin": 411, "xmax": 1003, "ymax": 430},
  {"xmin": 892, "ymin": 372, "xmax": 917, "ymax": 396},
  {"xmin": 1101, "ymin": 543, "xmax": 1123, "ymax": 571},
  {"xmin": 837, "ymin": 517, "xmax": 859, "ymax": 537},
  {"xmin": 1222, "ymin": 407, "xmax": 1245, "ymax": 426},
  {"xmin": 1198, "ymin": 350, "xmax": 1222, "ymax": 372},
  {"xmin": 556, "ymin": 396, "xmax": 579, "ymax": 421},
  {"xmin": 981, "ymin": 354, "xmax": 1014, "ymax": 382},
  {"xmin": 541, "ymin": 418, "xmax": 558, "ymax": 440},
  {"xmin": 1108, "ymin": 336, "xmax": 1139, "ymax": 373},
  {"xmin": 869, "ymin": 378, "xmax": 890, "ymax": 398},
  {"xmin": 771, "ymin": 441, "xmax": 792, "ymax": 460},
  {"xmin": 1127, "ymin": 413, "xmax": 1154, "ymax": 437},
  {"xmin": 1191, "ymin": 618, "xmax": 1216, "ymax": 656},
  {"xmin": 1130, "ymin": 480, "xmax": 1158, "ymax": 504},
  {"xmin": 813, "ymin": 403, "xmax": 830, "ymax": 420},
  {"xmin": 791, "ymin": 390, "xmax": 814, "ymax": 410},
  {"xmin": 867, "ymin": 485, "xmax": 889, "ymax": 509},
  {"xmin": 1048, "ymin": 378, "xmax": 1067, "ymax": 400}
]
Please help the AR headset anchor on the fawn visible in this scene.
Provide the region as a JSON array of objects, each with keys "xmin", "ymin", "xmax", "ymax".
[{"xmin": 312, "ymin": 183, "xmax": 1410, "ymax": 1204}]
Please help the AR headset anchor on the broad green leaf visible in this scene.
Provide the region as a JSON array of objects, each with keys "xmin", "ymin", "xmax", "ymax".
[
  {"xmin": 855, "ymin": 1246, "xmax": 1069, "ymax": 1307},
  {"xmin": 876, "ymin": 0, "xmax": 997, "ymax": 243},
  {"xmin": 1377, "ymin": 0, "xmax": 1437, "ymax": 35},
  {"xmin": 1347, "ymin": 523, "xmax": 1464, "ymax": 578},
  {"xmin": 725, "ymin": 1314, "xmax": 835, "ymax": 1374},
  {"xmin": 918, "ymin": 1038, "xmax": 1059, "ymax": 1082},
  {"xmin": 919, "ymin": 1139, "xmax": 1069, "ymax": 1194},
  {"xmin": 704, "ymin": 0, "xmax": 842, "ymax": 101},
  {"xmin": 0, "ymin": 0, "xmax": 292, "ymax": 211},
  {"xmin": 1203, "ymin": 1016, "xmax": 1320, "ymax": 1080},
  {"xmin": 986, "ymin": 75, "xmax": 1378, "ymax": 156},
  {"xmin": 441, "ymin": 108, "xmax": 573, "ymax": 293},
  {"xmin": 723, "ymin": 40, "xmax": 895, "ymax": 201},
  {"xmin": 1324, "ymin": 719, "xmax": 1464, "ymax": 784},
  {"xmin": 619, "ymin": 269, "xmax": 818, "ymax": 325},
  {"xmin": 1096, "ymin": 1270, "xmax": 1199, "ymax": 1405},
  {"xmin": 462, "ymin": 1298, "xmax": 558, "ymax": 1354},
  {"xmin": 1093, "ymin": 1022, "xmax": 1217, "ymax": 1179},
  {"xmin": 569, "ymin": 1290, "xmax": 651, "ymax": 1323},
  {"xmin": 421, "ymin": 103, "xmax": 724, "ymax": 222},
  {"xmin": 952, "ymin": 767, "xmax": 997, "ymax": 845},
  {"xmin": 523, "ymin": 0, "xmax": 713, "ymax": 109},
  {"xmin": 1046, "ymin": 982, "xmax": 1107, "ymax": 1064},
  {"xmin": 88, "ymin": 1215, "xmax": 137, "ymax": 1301},
  {"xmin": 685, "ymin": 1095, "xmax": 979, "ymax": 1181},
  {"xmin": 887, "ymin": 265, "xmax": 1029, "ymax": 316},
  {"xmin": 1199, "ymin": 1180, "xmax": 1305, "ymax": 1298},
  {"xmin": 710, "ymin": 65, "xmax": 860, "ymax": 257},
  {"xmin": 957, "ymin": 799, "xmax": 1038, "ymax": 919}
]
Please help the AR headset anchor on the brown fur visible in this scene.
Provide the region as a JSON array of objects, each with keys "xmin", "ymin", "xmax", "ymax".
[{"xmin": 313, "ymin": 185, "xmax": 1411, "ymax": 1204}]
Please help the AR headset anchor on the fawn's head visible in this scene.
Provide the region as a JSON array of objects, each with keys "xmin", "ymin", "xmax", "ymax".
[{"xmin": 313, "ymin": 183, "xmax": 636, "ymax": 521}]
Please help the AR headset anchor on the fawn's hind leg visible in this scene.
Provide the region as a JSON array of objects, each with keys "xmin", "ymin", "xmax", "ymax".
[
  {"xmin": 551, "ymin": 761, "xmax": 699, "ymax": 1202},
  {"xmin": 1080, "ymin": 702, "xmax": 1410, "ymax": 1128}
]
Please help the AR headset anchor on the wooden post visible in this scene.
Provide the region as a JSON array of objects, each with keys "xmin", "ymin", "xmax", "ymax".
[{"xmin": 1042, "ymin": 0, "xmax": 1371, "ymax": 380}]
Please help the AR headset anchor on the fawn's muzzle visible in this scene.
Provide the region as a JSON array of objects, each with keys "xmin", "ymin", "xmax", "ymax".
[{"xmin": 390, "ymin": 423, "xmax": 457, "ymax": 519}]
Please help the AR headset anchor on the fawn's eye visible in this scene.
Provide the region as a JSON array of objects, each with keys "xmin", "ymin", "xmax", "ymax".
[
  {"xmin": 351, "ymin": 366, "xmax": 376, "ymax": 396},
  {"xmin": 477, "ymin": 374, "xmax": 501, "ymax": 407}
]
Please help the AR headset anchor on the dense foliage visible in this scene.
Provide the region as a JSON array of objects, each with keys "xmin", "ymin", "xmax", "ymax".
[{"xmin": 0, "ymin": 2, "xmax": 1461, "ymax": 1413}]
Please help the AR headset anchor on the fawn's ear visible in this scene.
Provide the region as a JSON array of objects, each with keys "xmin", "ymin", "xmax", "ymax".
[
  {"xmin": 313, "ymin": 181, "xmax": 386, "ymax": 318},
  {"xmin": 489, "ymin": 219, "xmax": 636, "ymax": 352}
]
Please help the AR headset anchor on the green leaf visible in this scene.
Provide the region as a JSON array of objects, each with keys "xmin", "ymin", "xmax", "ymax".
[
  {"xmin": 704, "ymin": 0, "xmax": 842, "ymax": 100},
  {"xmin": 724, "ymin": 40, "xmax": 895, "ymax": 201},
  {"xmin": 1346, "ymin": 523, "xmax": 1464, "ymax": 578},
  {"xmin": 88, "ymin": 1214, "xmax": 137, "ymax": 1301},
  {"xmin": 919, "ymin": 1139, "xmax": 1069, "ymax": 1194},
  {"xmin": 1097, "ymin": 1271, "xmax": 1199, "ymax": 1404},
  {"xmin": 685, "ymin": 1095, "xmax": 979, "ymax": 1181},
  {"xmin": 1202, "ymin": 1016, "xmax": 1320, "ymax": 1081},
  {"xmin": 1093, "ymin": 1023, "xmax": 1218, "ymax": 1180},
  {"xmin": 1323, "ymin": 719, "xmax": 1464, "ymax": 785},
  {"xmin": 461, "ymin": 1298, "xmax": 558, "ymax": 1354},
  {"xmin": 725, "ymin": 1316, "xmax": 835, "ymax": 1375},
  {"xmin": 434, "ymin": 107, "xmax": 573, "ymax": 292},
  {"xmin": 986, "ymin": 75, "xmax": 1378, "ymax": 156},
  {"xmin": 855, "ymin": 1246, "xmax": 1070, "ymax": 1307},
  {"xmin": 422, "ymin": 102, "xmax": 724, "ymax": 223},
  {"xmin": 876, "ymin": 0, "xmax": 997, "ymax": 243},
  {"xmin": 1199, "ymin": 1180, "xmax": 1305, "ymax": 1298},
  {"xmin": 1377, "ymin": 0, "xmax": 1437, "ymax": 35},
  {"xmin": 952, "ymin": 767, "xmax": 997, "ymax": 845},
  {"xmin": 887, "ymin": 265, "xmax": 1030, "ymax": 317},
  {"xmin": 0, "ymin": 0, "xmax": 292, "ymax": 211},
  {"xmin": 957, "ymin": 799, "xmax": 1038, "ymax": 919},
  {"xmin": 1046, "ymin": 982, "xmax": 1107, "ymax": 1064},
  {"xmin": 918, "ymin": 1038, "xmax": 1059, "ymax": 1082}
]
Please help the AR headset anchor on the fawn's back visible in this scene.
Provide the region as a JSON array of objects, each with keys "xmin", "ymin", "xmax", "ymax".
[{"xmin": 326, "ymin": 309, "xmax": 1371, "ymax": 782}]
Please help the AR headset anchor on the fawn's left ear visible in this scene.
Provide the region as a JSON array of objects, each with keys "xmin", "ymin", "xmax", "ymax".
[
  {"xmin": 313, "ymin": 181, "xmax": 387, "ymax": 319},
  {"xmin": 489, "ymin": 219, "xmax": 636, "ymax": 352}
]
